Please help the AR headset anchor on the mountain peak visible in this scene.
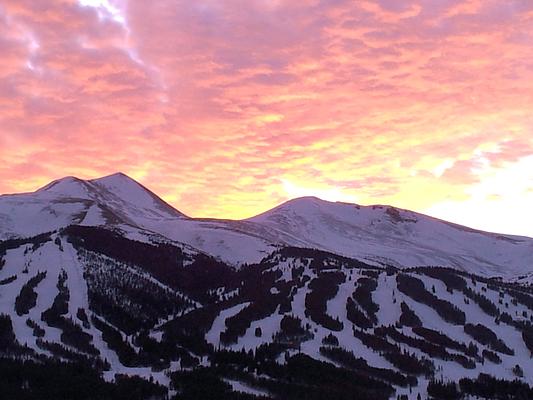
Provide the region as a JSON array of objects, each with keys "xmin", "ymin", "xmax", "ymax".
[
  {"xmin": 34, "ymin": 172, "xmax": 186, "ymax": 221},
  {"xmin": 284, "ymin": 196, "xmax": 326, "ymax": 204},
  {"xmin": 37, "ymin": 172, "xmax": 143, "ymax": 199},
  {"xmin": 89, "ymin": 172, "xmax": 149, "ymax": 192},
  {"xmin": 37, "ymin": 175, "xmax": 93, "ymax": 198},
  {"xmin": 269, "ymin": 196, "xmax": 338, "ymax": 210},
  {"xmin": 89, "ymin": 172, "xmax": 187, "ymax": 219},
  {"xmin": 90, "ymin": 171, "xmax": 133, "ymax": 183},
  {"xmin": 38, "ymin": 175, "xmax": 82, "ymax": 189},
  {"xmin": 251, "ymin": 196, "xmax": 358, "ymax": 220}
]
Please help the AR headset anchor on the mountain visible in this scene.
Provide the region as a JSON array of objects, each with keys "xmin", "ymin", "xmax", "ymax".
[
  {"xmin": 1, "ymin": 173, "xmax": 532, "ymax": 277},
  {"xmin": 1, "ymin": 173, "xmax": 533, "ymax": 399},
  {"xmin": 249, "ymin": 196, "xmax": 533, "ymax": 278},
  {"xmin": 0, "ymin": 173, "xmax": 185, "ymax": 239}
]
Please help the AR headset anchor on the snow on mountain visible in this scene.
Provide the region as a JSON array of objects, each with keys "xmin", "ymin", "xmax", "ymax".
[
  {"xmin": 1, "ymin": 174, "xmax": 532, "ymax": 277},
  {"xmin": 2, "ymin": 221, "xmax": 533, "ymax": 398},
  {"xmin": 200, "ymin": 250, "xmax": 533, "ymax": 391},
  {"xmin": 0, "ymin": 173, "xmax": 293, "ymax": 265},
  {"xmin": 0, "ymin": 232, "xmax": 189, "ymax": 387},
  {"xmin": 249, "ymin": 197, "xmax": 533, "ymax": 278},
  {"xmin": 88, "ymin": 172, "xmax": 186, "ymax": 221},
  {"xmin": 0, "ymin": 173, "xmax": 184, "ymax": 239}
]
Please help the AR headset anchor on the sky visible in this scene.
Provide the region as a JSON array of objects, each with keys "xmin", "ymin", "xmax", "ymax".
[{"xmin": 0, "ymin": 0, "xmax": 532, "ymax": 237}]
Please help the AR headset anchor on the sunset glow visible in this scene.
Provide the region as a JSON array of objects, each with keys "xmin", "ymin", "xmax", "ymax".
[{"xmin": 1, "ymin": 0, "xmax": 532, "ymax": 236}]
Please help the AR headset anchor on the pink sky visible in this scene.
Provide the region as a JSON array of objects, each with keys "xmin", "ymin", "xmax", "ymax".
[{"xmin": 1, "ymin": 0, "xmax": 532, "ymax": 236}]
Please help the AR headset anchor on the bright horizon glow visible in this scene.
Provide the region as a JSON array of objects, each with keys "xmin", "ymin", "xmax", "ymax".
[{"xmin": 0, "ymin": 0, "xmax": 532, "ymax": 237}]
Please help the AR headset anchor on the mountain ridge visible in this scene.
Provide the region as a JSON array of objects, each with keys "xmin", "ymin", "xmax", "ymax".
[{"xmin": 1, "ymin": 172, "xmax": 532, "ymax": 278}]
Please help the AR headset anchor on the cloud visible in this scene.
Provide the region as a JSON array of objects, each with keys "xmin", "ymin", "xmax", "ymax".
[{"xmin": 0, "ymin": 0, "xmax": 532, "ymax": 235}]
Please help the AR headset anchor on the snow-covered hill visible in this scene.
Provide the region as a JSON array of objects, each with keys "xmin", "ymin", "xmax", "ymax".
[
  {"xmin": 249, "ymin": 197, "xmax": 533, "ymax": 278},
  {"xmin": 196, "ymin": 248, "xmax": 533, "ymax": 398},
  {"xmin": 2, "ymin": 230, "xmax": 533, "ymax": 399},
  {"xmin": 3, "ymin": 173, "xmax": 531, "ymax": 278}
]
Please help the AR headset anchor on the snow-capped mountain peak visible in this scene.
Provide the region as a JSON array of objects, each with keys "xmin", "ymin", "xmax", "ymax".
[
  {"xmin": 88, "ymin": 172, "xmax": 187, "ymax": 220},
  {"xmin": 0, "ymin": 173, "xmax": 186, "ymax": 240},
  {"xmin": 36, "ymin": 176, "xmax": 95, "ymax": 198},
  {"xmin": 36, "ymin": 172, "xmax": 185, "ymax": 220}
]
